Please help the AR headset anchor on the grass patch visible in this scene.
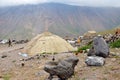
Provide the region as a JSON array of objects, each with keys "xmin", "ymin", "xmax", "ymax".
[
  {"xmin": 110, "ymin": 40, "xmax": 120, "ymax": 48},
  {"xmin": 81, "ymin": 78, "xmax": 86, "ymax": 80},
  {"xmin": 78, "ymin": 45, "xmax": 90, "ymax": 51},
  {"xmin": 102, "ymin": 78, "xmax": 108, "ymax": 80},
  {"xmin": 3, "ymin": 74, "xmax": 11, "ymax": 80},
  {"xmin": 77, "ymin": 44, "xmax": 92, "ymax": 53},
  {"xmin": 74, "ymin": 41, "xmax": 92, "ymax": 54}
]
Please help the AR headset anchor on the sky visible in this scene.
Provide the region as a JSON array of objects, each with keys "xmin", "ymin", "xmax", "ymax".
[{"xmin": 0, "ymin": 0, "xmax": 120, "ymax": 7}]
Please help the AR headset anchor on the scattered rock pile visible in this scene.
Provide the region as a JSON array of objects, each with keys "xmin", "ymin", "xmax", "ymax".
[
  {"xmin": 104, "ymin": 34, "xmax": 120, "ymax": 43},
  {"xmin": 86, "ymin": 36, "xmax": 109, "ymax": 66}
]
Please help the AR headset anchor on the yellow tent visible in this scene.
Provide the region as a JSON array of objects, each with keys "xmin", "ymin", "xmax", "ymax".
[
  {"xmin": 23, "ymin": 32, "xmax": 75, "ymax": 55},
  {"xmin": 83, "ymin": 31, "xmax": 97, "ymax": 39}
]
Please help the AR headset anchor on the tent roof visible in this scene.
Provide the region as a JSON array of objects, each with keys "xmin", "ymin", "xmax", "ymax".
[
  {"xmin": 84, "ymin": 31, "xmax": 96, "ymax": 36},
  {"xmin": 23, "ymin": 32, "xmax": 75, "ymax": 55},
  {"xmin": 88, "ymin": 31, "xmax": 96, "ymax": 33}
]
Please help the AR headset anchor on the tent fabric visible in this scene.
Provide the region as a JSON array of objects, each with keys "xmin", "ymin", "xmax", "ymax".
[
  {"xmin": 23, "ymin": 32, "xmax": 75, "ymax": 55},
  {"xmin": 83, "ymin": 31, "xmax": 97, "ymax": 39}
]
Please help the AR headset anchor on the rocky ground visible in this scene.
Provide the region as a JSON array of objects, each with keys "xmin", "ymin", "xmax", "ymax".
[{"xmin": 0, "ymin": 44, "xmax": 120, "ymax": 80}]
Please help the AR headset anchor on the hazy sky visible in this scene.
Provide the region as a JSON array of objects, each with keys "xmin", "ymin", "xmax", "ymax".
[{"xmin": 0, "ymin": 0, "xmax": 120, "ymax": 7}]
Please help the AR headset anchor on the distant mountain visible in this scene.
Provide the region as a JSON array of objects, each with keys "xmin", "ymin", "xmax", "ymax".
[{"xmin": 0, "ymin": 3, "xmax": 120, "ymax": 39}]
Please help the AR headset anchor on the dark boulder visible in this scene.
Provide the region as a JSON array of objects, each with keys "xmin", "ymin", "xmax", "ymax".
[
  {"xmin": 88, "ymin": 36, "xmax": 109, "ymax": 58},
  {"xmin": 44, "ymin": 56, "xmax": 79, "ymax": 80}
]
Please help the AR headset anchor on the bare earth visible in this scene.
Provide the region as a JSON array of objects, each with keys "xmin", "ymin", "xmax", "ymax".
[{"xmin": 0, "ymin": 44, "xmax": 120, "ymax": 80}]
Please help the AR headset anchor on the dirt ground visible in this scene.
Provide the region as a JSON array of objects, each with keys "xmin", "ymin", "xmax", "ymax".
[{"xmin": 0, "ymin": 44, "xmax": 120, "ymax": 80}]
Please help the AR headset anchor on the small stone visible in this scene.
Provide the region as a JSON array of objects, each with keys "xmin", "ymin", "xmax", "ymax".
[
  {"xmin": 29, "ymin": 64, "xmax": 33, "ymax": 68},
  {"xmin": 37, "ymin": 56, "xmax": 40, "ymax": 59},
  {"xmin": 35, "ymin": 72, "xmax": 41, "ymax": 76},
  {"xmin": 86, "ymin": 49, "xmax": 90, "ymax": 52},
  {"xmin": 115, "ymin": 48, "xmax": 118, "ymax": 50},
  {"xmin": 0, "ymin": 75, "xmax": 2, "ymax": 78},
  {"xmin": 19, "ymin": 59, "xmax": 24, "ymax": 61},
  {"xmin": 111, "ymin": 58, "xmax": 116, "ymax": 62},
  {"xmin": 37, "ymin": 61, "xmax": 41, "ymax": 64},
  {"xmin": 35, "ymin": 71, "xmax": 46, "ymax": 77},
  {"xmin": 21, "ymin": 63, "xmax": 25, "ymax": 67},
  {"xmin": 1, "ymin": 55, "xmax": 7, "ymax": 58},
  {"xmin": 116, "ymin": 53, "xmax": 120, "ymax": 56},
  {"xmin": 85, "ymin": 56, "xmax": 105, "ymax": 66}
]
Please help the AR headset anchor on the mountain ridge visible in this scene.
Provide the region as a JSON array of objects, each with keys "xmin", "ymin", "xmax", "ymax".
[{"xmin": 0, "ymin": 3, "xmax": 120, "ymax": 39}]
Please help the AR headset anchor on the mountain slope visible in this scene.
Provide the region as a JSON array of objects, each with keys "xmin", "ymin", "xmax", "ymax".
[{"xmin": 0, "ymin": 3, "xmax": 120, "ymax": 39}]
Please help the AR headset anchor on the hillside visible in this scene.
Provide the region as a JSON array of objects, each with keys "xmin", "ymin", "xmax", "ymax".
[
  {"xmin": 0, "ymin": 3, "xmax": 120, "ymax": 39},
  {"xmin": 98, "ymin": 26, "xmax": 120, "ymax": 35}
]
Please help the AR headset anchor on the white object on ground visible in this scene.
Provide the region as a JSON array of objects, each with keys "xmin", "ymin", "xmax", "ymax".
[{"xmin": 18, "ymin": 52, "xmax": 28, "ymax": 57}]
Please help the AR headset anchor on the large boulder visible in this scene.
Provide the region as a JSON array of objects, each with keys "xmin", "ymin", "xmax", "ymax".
[
  {"xmin": 44, "ymin": 56, "xmax": 79, "ymax": 80},
  {"xmin": 87, "ymin": 36, "xmax": 109, "ymax": 58},
  {"xmin": 85, "ymin": 56, "xmax": 105, "ymax": 66}
]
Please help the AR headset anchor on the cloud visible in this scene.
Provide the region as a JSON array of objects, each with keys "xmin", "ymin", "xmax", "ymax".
[
  {"xmin": 59, "ymin": 0, "xmax": 120, "ymax": 7},
  {"xmin": 0, "ymin": 0, "xmax": 120, "ymax": 7},
  {"xmin": 0, "ymin": 0, "xmax": 48, "ymax": 7}
]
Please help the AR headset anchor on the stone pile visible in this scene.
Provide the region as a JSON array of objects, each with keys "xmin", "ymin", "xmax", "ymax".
[{"xmin": 86, "ymin": 36, "xmax": 109, "ymax": 66}]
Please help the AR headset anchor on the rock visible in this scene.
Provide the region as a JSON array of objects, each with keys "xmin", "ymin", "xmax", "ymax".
[
  {"xmin": 28, "ymin": 64, "xmax": 33, "ymax": 68},
  {"xmin": 37, "ymin": 61, "xmax": 41, "ymax": 64},
  {"xmin": 111, "ymin": 58, "xmax": 116, "ymax": 62},
  {"xmin": 44, "ymin": 56, "xmax": 79, "ymax": 80},
  {"xmin": 21, "ymin": 63, "xmax": 25, "ymax": 67},
  {"xmin": 35, "ymin": 71, "xmax": 46, "ymax": 76},
  {"xmin": 85, "ymin": 56, "xmax": 105, "ymax": 66},
  {"xmin": 0, "ymin": 75, "xmax": 2, "ymax": 78},
  {"xmin": 88, "ymin": 36, "xmax": 109, "ymax": 58},
  {"xmin": 19, "ymin": 59, "xmax": 24, "ymax": 61},
  {"xmin": 86, "ymin": 49, "xmax": 90, "ymax": 52},
  {"xmin": 115, "ymin": 48, "xmax": 119, "ymax": 50},
  {"xmin": 110, "ymin": 52, "xmax": 120, "ymax": 57},
  {"xmin": 87, "ymin": 46, "xmax": 95, "ymax": 56},
  {"xmin": 25, "ymin": 57, "xmax": 34, "ymax": 61},
  {"xmin": 1, "ymin": 55, "xmax": 7, "ymax": 58}
]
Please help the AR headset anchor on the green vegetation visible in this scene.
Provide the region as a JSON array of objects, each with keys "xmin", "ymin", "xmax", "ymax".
[
  {"xmin": 53, "ymin": 52, "xmax": 58, "ymax": 54},
  {"xmin": 110, "ymin": 40, "xmax": 120, "ymax": 48},
  {"xmin": 3, "ymin": 74, "xmax": 11, "ymax": 80},
  {"xmin": 75, "ymin": 40, "xmax": 93, "ymax": 53},
  {"xmin": 102, "ymin": 78, "xmax": 108, "ymax": 80},
  {"xmin": 78, "ymin": 45, "xmax": 90, "ymax": 51},
  {"xmin": 41, "ymin": 52, "xmax": 47, "ymax": 54},
  {"xmin": 77, "ymin": 44, "xmax": 92, "ymax": 53}
]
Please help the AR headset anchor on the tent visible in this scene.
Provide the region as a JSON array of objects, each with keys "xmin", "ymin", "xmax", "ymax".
[
  {"xmin": 23, "ymin": 32, "xmax": 75, "ymax": 55},
  {"xmin": 83, "ymin": 31, "xmax": 97, "ymax": 39}
]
